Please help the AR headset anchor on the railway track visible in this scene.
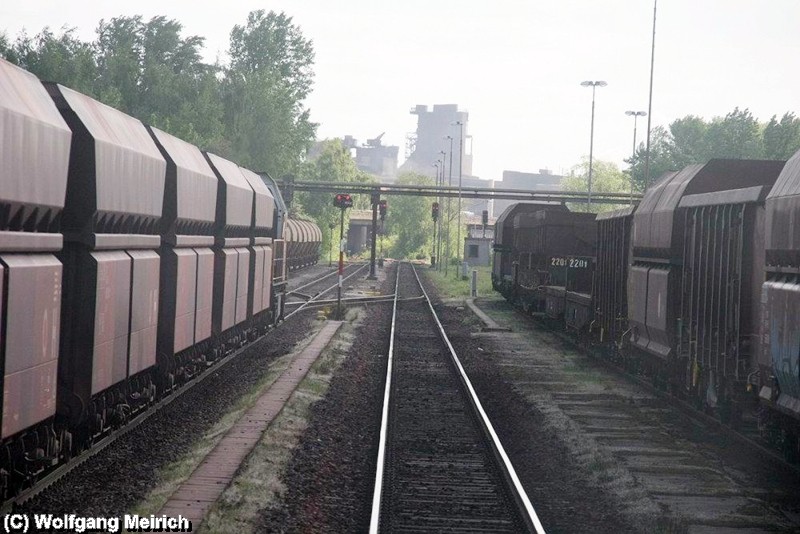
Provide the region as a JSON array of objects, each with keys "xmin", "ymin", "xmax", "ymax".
[
  {"xmin": 369, "ymin": 263, "xmax": 544, "ymax": 533},
  {"xmin": 461, "ymin": 300, "xmax": 800, "ymax": 530},
  {"xmin": 531, "ymin": 313, "xmax": 800, "ymax": 479},
  {"xmin": 284, "ymin": 262, "xmax": 369, "ymax": 318},
  {"xmin": 2, "ymin": 264, "xmax": 367, "ymax": 513}
]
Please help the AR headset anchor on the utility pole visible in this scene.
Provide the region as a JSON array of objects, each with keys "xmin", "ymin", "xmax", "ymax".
[
  {"xmin": 645, "ymin": 0, "xmax": 658, "ymax": 186},
  {"xmin": 333, "ymin": 193, "xmax": 352, "ymax": 317},
  {"xmin": 455, "ymin": 121, "xmax": 464, "ymax": 278},
  {"xmin": 432, "ymin": 161, "xmax": 441, "ymax": 269},
  {"xmin": 580, "ymin": 80, "xmax": 607, "ymax": 207},
  {"xmin": 442, "ymin": 149, "xmax": 450, "ymax": 276},
  {"xmin": 368, "ymin": 191, "xmax": 378, "ymax": 280},
  {"xmin": 328, "ymin": 221, "xmax": 335, "ymax": 267},
  {"xmin": 625, "ymin": 110, "xmax": 647, "ymax": 204},
  {"xmin": 431, "ymin": 202, "xmax": 439, "ymax": 269}
]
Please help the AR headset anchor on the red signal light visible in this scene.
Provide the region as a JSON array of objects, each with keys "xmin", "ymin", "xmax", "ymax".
[{"xmin": 334, "ymin": 193, "xmax": 353, "ymax": 208}]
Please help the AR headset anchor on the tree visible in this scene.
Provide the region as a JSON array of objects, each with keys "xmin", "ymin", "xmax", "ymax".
[
  {"xmin": 705, "ymin": 107, "xmax": 763, "ymax": 159},
  {"xmin": 625, "ymin": 106, "xmax": 800, "ymax": 193},
  {"xmin": 93, "ymin": 15, "xmax": 223, "ymax": 145},
  {"xmin": 1, "ymin": 12, "xmax": 317, "ymax": 177},
  {"xmin": 562, "ymin": 159, "xmax": 632, "ymax": 214},
  {"xmin": 228, "ymin": 10, "xmax": 314, "ymax": 101},
  {"xmin": 3, "ymin": 27, "xmax": 97, "ymax": 94},
  {"xmin": 668, "ymin": 115, "xmax": 710, "ymax": 167},
  {"xmin": 93, "ymin": 16, "xmax": 144, "ymax": 110},
  {"xmin": 294, "ymin": 139, "xmax": 375, "ymax": 255},
  {"xmin": 223, "ymin": 10, "xmax": 316, "ymax": 178},
  {"xmin": 0, "ymin": 32, "xmax": 9, "ymax": 57},
  {"xmin": 386, "ymin": 173, "xmax": 434, "ymax": 259},
  {"xmin": 763, "ymin": 113, "xmax": 800, "ymax": 160},
  {"xmin": 627, "ymin": 126, "xmax": 678, "ymax": 191}
]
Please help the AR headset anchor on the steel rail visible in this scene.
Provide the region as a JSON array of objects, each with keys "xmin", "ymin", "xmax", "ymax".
[
  {"xmin": 2, "ymin": 263, "xmax": 365, "ymax": 512},
  {"xmin": 368, "ymin": 262, "xmax": 401, "ymax": 533},
  {"xmin": 369, "ymin": 263, "xmax": 546, "ymax": 533},
  {"xmin": 284, "ymin": 294, "xmax": 424, "ymax": 308},
  {"xmin": 528, "ymin": 310, "xmax": 800, "ymax": 479},
  {"xmin": 283, "ymin": 263, "xmax": 369, "ymax": 320},
  {"xmin": 408, "ymin": 264, "xmax": 546, "ymax": 534},
  {"xmin": 287, "ymin": 261, "xmax": 367, "ymax": 297}
]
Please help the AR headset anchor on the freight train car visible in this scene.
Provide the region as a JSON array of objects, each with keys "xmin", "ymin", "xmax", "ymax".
[
  {"xmin": 592, "ymin": 207, "xmax": 634, "ymax": 349},
  {"xmin": 491, "ymin": 202, "xmax": 567, "ymax": 299},
  {"xmin": 628, "ymin": 160, "xmax": 784, "ymax": 418},
  {"xmin": 495, "ymin": 156, "xmax": 800, "ymax": 452},
  {"xmin": 284, "ymin": 217, "xmax": 322, "ymax": 270},
  {"xmin": 760, "ymin": 150, "xmax": 800, "ymax": 453},
  {"xmin": 0, "ymin": 58, "xmax": 315, "ymax": 498},
  {"xmin": 508, "ymin": 209, "xmax": 596, "ymax": 316},
  {"xmin": 46, "ymin": 79, "xmax": 167, "ymax": 446},
  {"xmin": 0, "ymin": 59, "xmax": 72, "ymax": 492}
]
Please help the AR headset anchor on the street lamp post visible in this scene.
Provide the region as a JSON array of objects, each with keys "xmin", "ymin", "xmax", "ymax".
[
  {"xmin": 625, "ymin": 110, "xmax": 647, "ymax": 204},
  {"xmin": 454, "ymin": 121, "xmax": 464, "ymax": 278},
  {"xmin": 437, "ymin": 158, "xmax": 445, "ymax": 271},
  {"xmin": 645, "ymin": 0, "xmax": 658, "ymax": 187},
  {"xmin": 445, "ymin": 136, "xmax": 455, "ymax": 276},
  {"xmin": 441, "ymin": 149, "xmax": 450, "ymax": 275},
  {"xmin": 432, "ymin": 162, "xmax": 440, "ymax": 267},
  {"xmin": 580, "ymin": 80, "xmax": 607, "ymax": 207}
]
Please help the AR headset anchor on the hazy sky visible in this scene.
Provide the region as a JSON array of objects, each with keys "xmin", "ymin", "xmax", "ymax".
[{"xmin": 3, "ymin": 1, "xmax": 798, "ymax": 181}]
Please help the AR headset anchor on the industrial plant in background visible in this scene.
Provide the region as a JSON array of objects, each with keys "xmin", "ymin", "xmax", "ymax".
[{"xmin": 343, "ymin": 133, "xmax": 399, "ymax": 181}]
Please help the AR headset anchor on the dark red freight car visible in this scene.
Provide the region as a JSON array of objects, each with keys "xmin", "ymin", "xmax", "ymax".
[
  {"xmin": 761, "ymin": 149, "xmax": 800, "ymax": 438},
  {"xmin": 593, "ymin": 207, "xmax": 634, "ymax": 346},
  {"xmin": 147, "ymin": 126, "xmax": 218, "ymax": 389},
  {"xmin": 677, "ymin": 182, "xmax": 781, "ymax": 421},
  {"xmin": 628, "ymin": 159, "xmax": 785, "ymax": 418},
  {"xmin": 240, "ymin": 166, "xmax": 276, "ymax": 322},
  {"xmin": 491, "ymin": 202, "xmax": 567, "ymax": 298},
  {"xmin": 512, "ymin": 210, "xmax": 596, "ymax": 315},
  {"xmin": 204, "ymin": 153, "xmax": 253, "ymax": 341},
  {"xmin": 0, "ymin": 59, "xmax": 72, "ymax": 496},
  {"xmin": 45, "ymin": 81, "xmax": 166, "ymax": 441}
]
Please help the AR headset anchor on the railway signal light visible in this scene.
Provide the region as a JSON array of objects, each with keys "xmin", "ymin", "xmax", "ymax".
[
  {"xmin": 482, "ymin": 209, "xmax": 489, "ymax": 226},
  {"xmin": 379, "ymin": 200, "xmax": 388, "ymax": 220},
  {"xmin": 431, "ymin": 202, "xmax": 440, "ymax": 221},
  {"xmin": 334, "ymin": 193, "xmax": 353, "ymax": 208}
]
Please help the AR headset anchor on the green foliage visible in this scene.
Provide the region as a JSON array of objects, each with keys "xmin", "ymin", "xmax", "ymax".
[
  {"xmin": 0, "ymin": 11, "xmax": 316, "ymax": 180},
  {"xmin": 224, "ymin": 10, "xmax": 317, "ymax": 178},
  {"xmin": 295, "ymin": 139, "xmax": 375, "ymax": 255},
  {"xmin": 706, "ymin": 108, "xmax": 763, "ymax": 159},
  {"xmin": 93, "ymin": 16, "xmax": 224, "ymax": 150},
  {"xmin": 763, "ymin": 113, "xmax": 800, "ymax": 160},
  {"xmin": 426, "ymin": 265, "xmax": 494, "ymax": 298},
  {"xmin": 386, "ymin": 172, "xmax": 435, "ymax": 259},
  {"xmin": 228, "ymin": 10, "xmax": 314, "ymax": 102},
  {"xmin": 562, "ymin": 159, "xmax": 633, "ymax": 214},
  {"xmin": 627, "ymin": 107, "xmax": 800, "ymax": 190},
  {"xmin": 4, "ymin": 27, "xmax": 98, "ymax": 94}
]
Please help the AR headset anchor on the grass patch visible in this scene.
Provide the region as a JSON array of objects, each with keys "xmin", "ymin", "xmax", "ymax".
[
  {"xmin": 126, "ymin": 322, "xmax": 326, "ymax": 522},
  {"xmin": 425, "ymin": 265, "xmax": 494, "ymax": 299},
  {"xmin": 200, "ymin": 309, "xmax": 365, "ymax": 532},
  {"xmin": 126, "ymin": 350, "xmax": 297, "ymax": 520}
]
